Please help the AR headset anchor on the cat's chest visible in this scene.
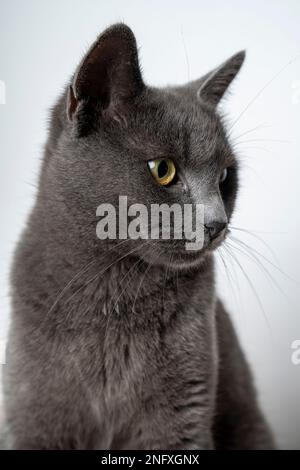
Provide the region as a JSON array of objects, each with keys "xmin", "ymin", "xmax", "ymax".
[{"xmin": 100, "ymin": 290, "xmax": 217, "ymax": 404}]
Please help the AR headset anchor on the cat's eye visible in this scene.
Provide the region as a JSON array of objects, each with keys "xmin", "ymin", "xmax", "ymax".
[
  {"xmin": 220, "ymin": 168, "xmax": 228, "ymax": 183},
  {"xmin": 147, "ymin": 158, "xmax": 177, "ymax": 186}
]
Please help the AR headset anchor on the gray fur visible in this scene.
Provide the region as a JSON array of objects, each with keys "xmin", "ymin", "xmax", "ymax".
[{"xmin": 3, "ymin": 23, "xmax": 274, "ymax": 449}]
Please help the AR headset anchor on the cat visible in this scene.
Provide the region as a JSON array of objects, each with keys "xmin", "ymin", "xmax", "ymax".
[{"xmin": 3, "ymin": 23, "xmax": 275, "ymax": 449}]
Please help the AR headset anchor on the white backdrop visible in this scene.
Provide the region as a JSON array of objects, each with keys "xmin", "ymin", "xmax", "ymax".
[{"xmin": 0, "ymin": 0, "xmax": 299, "ymax": 449}]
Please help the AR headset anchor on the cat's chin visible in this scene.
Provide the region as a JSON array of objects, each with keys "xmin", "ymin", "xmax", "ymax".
[
  {"xmin": 138, "ymin": 235, "xmax": 226, "ymax": 271},
  {"xmin": 168, "ymin": 253, "xmax": 210, "ymax": 271},
  {"xmin": 140, "ymin": 247, "xmax": 211, "ymax": 271}
]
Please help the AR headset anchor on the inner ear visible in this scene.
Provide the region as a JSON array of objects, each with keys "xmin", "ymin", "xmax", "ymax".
[{"xmin": 68, "ymin": 23, "xmax": 144, "ymax": 124}]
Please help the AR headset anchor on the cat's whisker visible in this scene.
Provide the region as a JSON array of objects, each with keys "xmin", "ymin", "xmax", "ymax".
[
  {"xmin": 103, "ymin": 256, "xmax": 146, "ymax": 351},
  {"xmin": 130, "ymin": 244, "xmax": 162, "ymax": 318},
  {"xmin": 230, "ymin": 123, "xmax": 272, "ymax": 142},
  {"xmin": 108, "ymin": 259, "xmax": 142, "ymax": 315},
  {"xmin": 47, "ymin": 238, "xmax": 134, "ymax": 317},
  {"xmin": 229, "ymin": 234, "xmax": 298, "ymax": 284},
  {"xmin": 229, "ymin": 225, "xmax": 284, "ymax": 264},
  {"xmin": 108, "ymin": 240, "xmax": 157, "ymax": 316},
  {"xmin": 234, "ymin": 145, "xmax": 272, "ymax": 154},
  {"xmin": 217, "ymin": 247, "xmax": 242, "ymax": 310},
  {"xmin": 234, "ymin": 138, "xmax": 290, "ymax": 145},
  {"xmin": 63, "ymin": 239, "xmax": 153, "ymax": 313},
  {"xmin": 103, "ymin": 256, "xmax": 147, "ymax": 351},
  {"xmin": 227, "ymin": 237, "xmax": 297, "ymax": 311},
  {"xmin": 103, "ymin": 244, "xmax": 161, "ymax": 349},
  {"xmin": 222, "ymin": 242, "xmax": 272, "ymax": 335},
  {"xmin": 46, "ymin": 258, "xmax": 98, "ymax": 318}
]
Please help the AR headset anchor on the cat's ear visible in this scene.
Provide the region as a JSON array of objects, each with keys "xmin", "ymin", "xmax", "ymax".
[
  {"xmin": 188, "ymin": 51, "xmax": 245, "ymax": 107},
  {"xmin": 67, "ymin": 23, "xmax": 144, "ymax": 127}
]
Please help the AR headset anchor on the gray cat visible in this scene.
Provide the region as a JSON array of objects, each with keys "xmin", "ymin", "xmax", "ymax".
[{"xmin": 3, "ymin": 23, "xmax": 275, "ymax": 449}]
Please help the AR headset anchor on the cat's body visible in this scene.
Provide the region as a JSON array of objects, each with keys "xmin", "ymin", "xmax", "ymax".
[{"xmin": 3, "ymin": 24, "xmax": 274, "ymax": 449}]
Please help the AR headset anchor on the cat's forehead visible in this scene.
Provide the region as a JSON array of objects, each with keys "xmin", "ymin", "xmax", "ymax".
[{"xmin": 123, "ymin": 88, "xmax": 232, "ymax": 166}]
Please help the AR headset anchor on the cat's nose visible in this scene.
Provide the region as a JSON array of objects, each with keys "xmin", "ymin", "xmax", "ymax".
[{"xmin": 205, "ymin": 222, "xmax": 227, "ymax": 241}]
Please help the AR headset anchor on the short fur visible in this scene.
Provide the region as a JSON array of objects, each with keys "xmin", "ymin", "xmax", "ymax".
[{"xmin": 3, "ymin": 24, "xmax": 274, "ymax": 449}]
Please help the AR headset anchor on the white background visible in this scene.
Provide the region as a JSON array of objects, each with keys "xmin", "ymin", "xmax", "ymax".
[{"xmin": 0, "ymin": 0, "xmax": 299, "ymax": 449}]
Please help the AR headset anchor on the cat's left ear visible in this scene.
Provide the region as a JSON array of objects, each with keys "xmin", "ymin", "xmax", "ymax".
[{"xmin": 189, "ymin": 51, "xmax": 246, "ymax": 107}]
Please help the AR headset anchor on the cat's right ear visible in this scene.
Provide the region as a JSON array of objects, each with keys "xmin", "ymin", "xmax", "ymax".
[
  {"xmin": 182, "ymin": 51, "xmax": 245, "ymax": 108},
  {"xmin": 67, "ymin": 23, "xmax": 144, "ymax": 133}
]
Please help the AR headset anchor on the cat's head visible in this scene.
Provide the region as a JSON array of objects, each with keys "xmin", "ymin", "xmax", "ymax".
[{"xmin": 48, "ymin": 24, "xmax": 245, "ymax": 270}]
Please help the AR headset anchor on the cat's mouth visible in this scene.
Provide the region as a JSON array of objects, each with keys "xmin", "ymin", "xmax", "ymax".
[
  {"xmin": 140, "ymin": 228, "xmax": 227, "ymax": 270},
  {"xmin": 170, "ymin": 239, "xmax": 225, "ymax": 268}
]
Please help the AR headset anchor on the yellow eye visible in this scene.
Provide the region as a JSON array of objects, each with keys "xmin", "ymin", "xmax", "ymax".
[{"xmin": 147, "ymin": 158, "xmax": 177, "ymax": 186}]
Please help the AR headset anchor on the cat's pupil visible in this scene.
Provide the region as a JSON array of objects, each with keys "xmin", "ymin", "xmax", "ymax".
[{"xmin": 157, "ymin": 160, "xmax": 169, "ymax": 179}]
